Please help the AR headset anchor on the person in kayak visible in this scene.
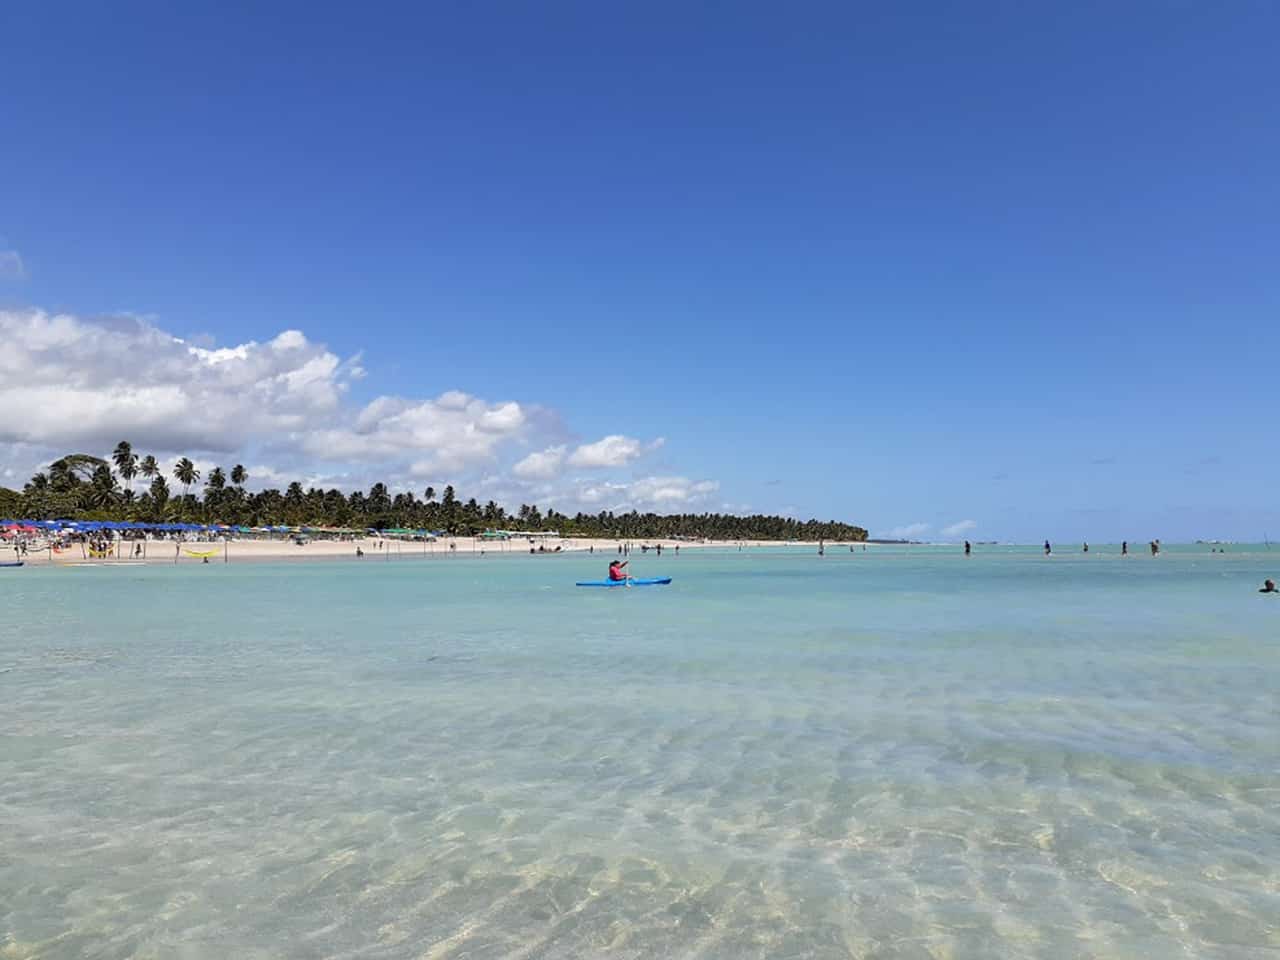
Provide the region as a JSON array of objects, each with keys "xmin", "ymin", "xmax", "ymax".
[{"xmin": 608, "ymin": 560, "xmax": 630, "ymax": 582}]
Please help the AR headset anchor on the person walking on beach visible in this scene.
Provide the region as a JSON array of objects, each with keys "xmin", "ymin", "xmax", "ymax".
[
  {"xmin": 964, "ymin": 540, "xmax": 971, "ymax": 556},
  {"xmin": 1044, "ymin": 540, "xmax": 1051, "ymax": 556}
]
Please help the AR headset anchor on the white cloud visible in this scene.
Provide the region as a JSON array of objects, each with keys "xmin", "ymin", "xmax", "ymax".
[
  {"xmin": 513, "ymin": 445, "xmax": 567, "ymax": 480},
  {"xmin": 0, "ymin": 308, "xmax": 526, "ymax": 476},
  {"xmin": 577, "ymin": 476, "xmax": 719, "ymax": 511},
  {"xmin": 887, "ymin": 522, "xmax": 930, "ymax": 539},
  {"xmin": 568, "ymin": 434, "xmax": 651, "ymax": 469},
  {"xmin": 300, "ymin": 391, "xmax": 527, "ymax": 474},
  {"xmin": 0, "ymin": 306, "xmax": 730, "ymax": 516},
  {"xmin": 0, "ymin": 251, "xmax": 25, "ymax": 279},
  {"xmin": 0, "ymin": 309, "xmax": 352, "ymax": 452},
  {"xmin": 941, "ymin": 519, "xmax": 977, "ymax": 538}
]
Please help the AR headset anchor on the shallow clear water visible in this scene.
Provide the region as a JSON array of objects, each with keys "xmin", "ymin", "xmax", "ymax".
[{"xmin": 2, "ymin": 545, "xmax": 1278, "ymax": 958}]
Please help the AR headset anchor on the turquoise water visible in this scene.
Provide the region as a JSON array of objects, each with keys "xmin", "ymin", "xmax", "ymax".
[{"xmin": 2, "ymin": 546, "xmax": 1278, "ymax": 958}]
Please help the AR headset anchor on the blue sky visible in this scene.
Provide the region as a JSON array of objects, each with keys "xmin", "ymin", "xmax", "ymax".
[{"xmin": 3, "ymin": 2, "xmax": 1278, "ymax": 540}]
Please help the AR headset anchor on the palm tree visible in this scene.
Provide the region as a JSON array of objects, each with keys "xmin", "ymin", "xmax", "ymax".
[
  {"xmin": 173, "ymin": 458, "xmax": 199, "ymax": 517},
  {"xmin": 140, "ymin": 455, "xmax": 159, "ymax": 482},
  {"xmin": 230, "ymin": 464, "xmax": 247, "ymax": 490},
  {"xmin": 204, "ymin": 467, "xmax": 226, "ymax": 519},
  {"xmin": 87, "ymin": 464, "xmax": 121, "ymax": 511},
  {"xmin": 112, "ymin": 441, "xmax": 138, "ymax": 497},
  {"xmin": 148, "ymin": 475, "xmax": 170, "ymax": 517}
]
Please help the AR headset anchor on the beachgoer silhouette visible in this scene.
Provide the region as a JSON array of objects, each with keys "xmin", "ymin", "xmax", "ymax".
[
  {"xmin": 1260, "ymin": 579, "xmax": 1278, "ymax": 593},
  {"xmin": 964, "ymin": 540, "xmax": 971, "ymax": 556},
  {"xmin": 1044, "ymin": 540, "xmax": 1051, "ymax": 556},
  {"xmin": 1122, "ymin": 541, "xmax": 1128, "ymax": 556},
  {"xmin": 1083, "ymin": 542, "xmax": 1089, "ymax": 553}
]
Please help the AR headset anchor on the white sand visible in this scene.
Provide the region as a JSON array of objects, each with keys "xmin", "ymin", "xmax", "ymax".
[{"xmin": 20, "ymin": 535, "xmax": 859, "ymax": 566}]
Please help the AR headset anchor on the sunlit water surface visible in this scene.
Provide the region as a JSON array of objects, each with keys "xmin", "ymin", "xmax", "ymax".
[{"xmin": 2, "ymin": 545, "xmax": 1278, "ymax": 958}]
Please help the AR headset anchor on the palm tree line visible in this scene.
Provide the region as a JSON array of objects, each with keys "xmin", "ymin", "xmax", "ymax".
[{"xmin": 1, "ymin": 441, "xmax": 869, "ymax": 541}]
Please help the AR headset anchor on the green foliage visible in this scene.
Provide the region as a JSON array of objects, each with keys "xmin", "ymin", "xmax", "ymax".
[
  {"xmin": 0, "ymin": 486, "xmax": 22, "ymax": 516},
  {"xmin": 5, "ymin": 442, "xmax": 869, "ymax": 541}
]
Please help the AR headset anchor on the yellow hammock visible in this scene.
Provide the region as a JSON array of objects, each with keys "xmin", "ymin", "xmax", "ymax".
[
  {"xmin": 184, "ymin": 548, "xmax": 220, "ymax": 559},
  {"xmin": 88, "ymin": 546, "xmax": 114, "ymax": 558}
]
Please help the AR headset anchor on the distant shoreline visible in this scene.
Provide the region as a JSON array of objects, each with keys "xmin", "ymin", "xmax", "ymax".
[{"xmin": 12, "ymin": 536, "xmax": 869, "ymax": 567}]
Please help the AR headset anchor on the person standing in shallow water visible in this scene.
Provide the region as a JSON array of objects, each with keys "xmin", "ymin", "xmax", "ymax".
[
  {"xmin": 1122, "ymin": 541, "xmax": 1128, "ymax": 556},
  {"xmin": 1044, "ymin": 540, "xmax": 1051, "ymax": 556},
  {"xmin": 1261, "ymin": 579, "xmax": 1278, "ymax": 593},
  {"xmin": 964, "ymin": 540, "xmax": 971, "ymax": 556},
  {"xmin": 1083, "ymin": 542, "xmax": 1089, "ymax": 553}
]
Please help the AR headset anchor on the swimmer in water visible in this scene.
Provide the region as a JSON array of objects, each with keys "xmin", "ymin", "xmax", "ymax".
[{"xmin": 1262, "ymin": 579, "xmax": 1278, "ymax": 594}]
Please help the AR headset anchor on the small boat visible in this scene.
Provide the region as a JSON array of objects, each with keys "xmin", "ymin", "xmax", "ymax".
[
  {"xmin": 0, "ymin": 561, "xmax": 24, "ymax": 568},
  {"xmin": 575, "ymin": 577, "xmax": 672, "ymax": 588}
]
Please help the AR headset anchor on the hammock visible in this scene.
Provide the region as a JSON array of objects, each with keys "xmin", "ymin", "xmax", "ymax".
[
  {"xmin": 87, "ymin": 546, "xmax": 114, "ymax": 558},
  {"xmin": 183, "ymin": 549, "xmax": 220, "ymax": 559}
]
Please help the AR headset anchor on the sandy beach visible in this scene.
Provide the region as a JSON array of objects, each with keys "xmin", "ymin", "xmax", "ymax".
[{"xmin": 17, "ymin": 535, "xmax": 862, "ymax": 566}]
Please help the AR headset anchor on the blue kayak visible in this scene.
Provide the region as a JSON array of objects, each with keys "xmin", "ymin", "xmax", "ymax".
[{"xmin": 575, "ymin": 577, "xmax": 672, "ymax": 587}]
